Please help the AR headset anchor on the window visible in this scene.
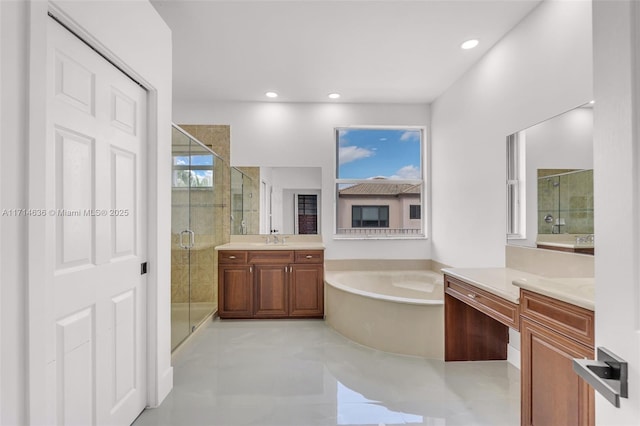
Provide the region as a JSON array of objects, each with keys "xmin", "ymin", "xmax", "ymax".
[
  {"xmin": 506, "ymin": 132, "xmax": 525, "ymax": 238},
  {"xmin": 172, "ymin": 154, "xmax": 214, "ymax": 188},
  {"xmin": 409, "ymin": 205, "xmax": 421, "ymax": 220},
  {"xmin": 352, "ymin": 205, "xmax": 389, "ymax": 228},
  {"xmin": 336, "ymin": 127, "xmax": 425, "ymax": 237}
]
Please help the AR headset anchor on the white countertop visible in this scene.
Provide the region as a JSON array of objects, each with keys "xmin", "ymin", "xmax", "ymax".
[
  {"xmin": 441, "ymin": 267, "xmax": 541, "ymax": 303},
  {"xmin": 215, "ymin": 242, "xmax": 325, "ymax": 251},
  {"xmin": 442, "ymin": 267, "xmax": 595, "ymax": 310},
  {"xmin": 512, "ymin": 276, "xmax": 594, "ymax": 311}
]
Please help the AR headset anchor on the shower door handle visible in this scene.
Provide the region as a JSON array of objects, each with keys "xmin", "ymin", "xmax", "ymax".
[
  {"xmin": 179, "ymin": 230, "xmax": 195, "ymax": 249},
  {"xmin": 179, "ymin": 230, "xmax": 190, "ymax": 249},
  {"xmin": 187, "ymin": 229, "xmax": 195, "ymax": 249}
]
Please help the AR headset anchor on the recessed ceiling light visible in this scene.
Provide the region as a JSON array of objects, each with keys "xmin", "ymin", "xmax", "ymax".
[
  {"xmin": 461, "ymin": 39, "xmax": 479, "ymax": 50},
  {"xmin": 328, "ymin": 93, "xmax": 341, "ymax": 99},
  {"xmin": 265, "ymin": 91, "xmax": 278, "ymax": 98},
  {"xmin": 589, "ymin": 100, "xmax": 595, "ymax": 104}
]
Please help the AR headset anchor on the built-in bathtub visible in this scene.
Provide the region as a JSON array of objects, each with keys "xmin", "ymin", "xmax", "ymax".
[{"xmin": 324, "ymin": 270, "xmax": 444, "ymax": 359}]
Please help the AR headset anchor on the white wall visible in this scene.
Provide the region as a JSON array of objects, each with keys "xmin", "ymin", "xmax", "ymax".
[
  {"xmin": 1, "ymin": 2, "xmax": 29, "ymax": 424},
  {"xmin": 430, "ymin": 0, "xmax": 593, "ymax": 268},
  {"xmin": 1, "ymin": 1, "xmax": 173, "ymax": 423},
  {"xmin": 174, "ymin": 101, "xmax": 431, "ymax": 260}
]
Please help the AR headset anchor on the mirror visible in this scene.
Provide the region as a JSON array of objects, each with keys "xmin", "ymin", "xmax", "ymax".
[
  {"xmin": 506, "ymin": 104, "xmax": 594, "ymax": 254},
  {"xmin": 231, "ymin": 166, "xmax": 322, "ymax": 235}
]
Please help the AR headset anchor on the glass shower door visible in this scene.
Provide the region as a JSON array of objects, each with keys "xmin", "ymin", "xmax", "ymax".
[
  {"xmin": 171, "ymin": 126, "xmax": 220, "ymax": 350},
  {"xmin": 187, "ymin": 141, "xmax": 217, "ymax": 333},
  {"xmin": 171, "ymin": 127, "xmax": 191, "ymax": 349}
]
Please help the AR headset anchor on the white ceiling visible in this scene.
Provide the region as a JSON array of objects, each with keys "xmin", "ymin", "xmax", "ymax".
[{"xmin": 151, "ymin": 0, "xmax": 541, "ymax": 104}]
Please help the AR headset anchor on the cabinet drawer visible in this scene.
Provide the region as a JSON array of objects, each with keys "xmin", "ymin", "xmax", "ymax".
[
  {"xmin": 294, "ymin": 250, "xmax": 324, "ymax": 264},
  {"xmin": 445, "ymin": 275, "xmax": 519, "ymax": 330},
  {"xmin": 520, "ymin": 289, "xmax": 594, "ymax": 348},
  {"xmin": 218, "ymin": 250, "xmax": 248, "ymax": 264},
  {"xmin": 247, "ymin": 250, "xmax": 294, "ymax": 264}
]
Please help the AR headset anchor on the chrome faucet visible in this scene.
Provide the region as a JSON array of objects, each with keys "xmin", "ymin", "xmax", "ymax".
[{"xmin": 576, "ymin": 234, "xmax": 595, "ymax": 244}]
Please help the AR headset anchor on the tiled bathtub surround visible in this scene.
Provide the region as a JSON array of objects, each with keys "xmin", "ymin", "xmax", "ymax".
[
  {"xmin": 324, "ymin": 260, "xmax": 445, "ymax": 359},
  {"xmin": 325, "ymin": 269, "xmax": 444, "ymax": 359},
  {"xmin": 325, "ymin": 258, "xmax": 432, "ymax": 272}
]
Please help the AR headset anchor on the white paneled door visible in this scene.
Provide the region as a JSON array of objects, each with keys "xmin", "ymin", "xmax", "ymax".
[{"xmin": 44, "ymin": 18, "xmax": 147, "ymax": 425}]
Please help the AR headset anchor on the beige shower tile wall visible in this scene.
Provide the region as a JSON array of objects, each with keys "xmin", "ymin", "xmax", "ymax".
[
  {"xmin": 171, "ymin": 245, "xmax": 189, "ymax": 303},
  {"xmin": 538, "ymin": 169, "xmax": 594, "ymax": 235}
]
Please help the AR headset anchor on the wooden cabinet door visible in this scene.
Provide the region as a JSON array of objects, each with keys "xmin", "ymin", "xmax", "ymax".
[
  {"xmin": 218, "ymin": 265, "xmax": 253, "ymax": 318},
  {"xmin": 254, "ymin": 264, "xmax": 289, "ymax": 318},
  {"xmin": 289, "ymin": 264, "xmax": 324, "ymax": 318},
  {"xmin": 521, "ymin": 317, "xmax": 594, "ymax": 426}
]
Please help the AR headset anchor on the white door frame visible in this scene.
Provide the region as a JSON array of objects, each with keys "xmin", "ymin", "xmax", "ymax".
[
  {"xmin": 593, "ymin": 0, "xmax": 640, "ymax": 423},
  {"xmin": 0, "ymin": 2, "xmax": 3, "ymax": 422},
  {"xmin": 27, "ymin": 2, "xmax": 167, "ymax": 423}
]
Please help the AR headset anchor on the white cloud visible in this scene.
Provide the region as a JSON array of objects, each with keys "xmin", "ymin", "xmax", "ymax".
[
  {"xmin": 400, "ymin": 131, "xmax": 420, "ymax": 142},
  {"xmin": 339, "ymin": 145, "xmax": 375, "ymax": 165},
  {"xmin": 389, "ymin": 165, "xmax": 421, "ymax": 179},
  {"xmin": 337, "ymin": 129, "xmax": 350, "ymax": 145}
]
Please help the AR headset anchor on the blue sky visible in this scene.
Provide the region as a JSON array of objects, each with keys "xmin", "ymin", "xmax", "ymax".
[{"xmin": 337, "ymin": 128, "xmax": 421, "ymax": 179}]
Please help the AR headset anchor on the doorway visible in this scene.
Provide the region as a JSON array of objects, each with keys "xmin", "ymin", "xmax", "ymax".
[{"xmin": 296, "ymin": 194, "xmax": 319, "ymax": 234}]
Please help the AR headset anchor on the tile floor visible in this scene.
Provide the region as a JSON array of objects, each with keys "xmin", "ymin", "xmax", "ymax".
[{"xmin": 133, "ymin": 319, "xmax": 520, "ymax": 426}]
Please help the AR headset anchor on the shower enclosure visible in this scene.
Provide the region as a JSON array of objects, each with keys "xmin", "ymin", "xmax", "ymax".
[
  {"xmin": 230, "ymin": 167, "xmax": 256, "ymax": 234},
  {"xmin": 537, "ymin": 169, "xmax": 594, "ymax": 235},
  {"xmin": 171, "ymin": 125, "xmax": 225, "ymax": 350}
]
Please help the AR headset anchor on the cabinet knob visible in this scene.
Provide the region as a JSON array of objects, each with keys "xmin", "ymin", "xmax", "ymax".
[
  {"xmin": 228, "ymin": 255, "xmax": 236, "ymax": 259},
  {"xmin": 467, "ymin": 293, "xmax": 476, "ymax": 299},
  {"xmin": 305, "ymin": 255, "xmax": 313, "ymax": 259}
]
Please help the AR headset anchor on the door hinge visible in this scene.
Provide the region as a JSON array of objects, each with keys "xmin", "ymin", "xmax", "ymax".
[{"xmin": 141, "ymin": 262, "xmax": 148, "ymax": 275}]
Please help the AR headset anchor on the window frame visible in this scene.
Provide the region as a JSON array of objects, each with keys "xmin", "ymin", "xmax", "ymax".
[
  {"xmin": 334, "ymin": 125, "xmax": 427, "ymax": 240},
  {"xmin": 506, "ymin": 132, "xmax": 526, "ymax": 239}
]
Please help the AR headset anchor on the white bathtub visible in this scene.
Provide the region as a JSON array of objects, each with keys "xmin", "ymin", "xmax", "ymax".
[{"xmin": 324, "ymin": 270, "xmax": 444, "ymax": 359}]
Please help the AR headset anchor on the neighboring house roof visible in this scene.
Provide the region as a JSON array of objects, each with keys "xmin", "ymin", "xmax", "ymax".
[{"xmin": 339, "ymin": 182, "xmax": 421, "ymax": 196}]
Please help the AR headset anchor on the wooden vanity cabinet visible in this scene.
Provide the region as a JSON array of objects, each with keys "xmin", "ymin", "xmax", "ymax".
[
  {"xmin": 520, "ymin": 289, "xmax": 595, "ymax": 426},
  {"xmin": 218, "ymin": 249, "xmax": 324, "ymax": 319},
  {"xmin": 253, "ymin": 264, "xmax": 289, "ymax": 317},
  {"xmin": 218, "ymin": 251, "xmax": 253, "ymax": 318},
  {"xmin": 249, "ymin": 251, "xmax": 294, "ymax": 318}
]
